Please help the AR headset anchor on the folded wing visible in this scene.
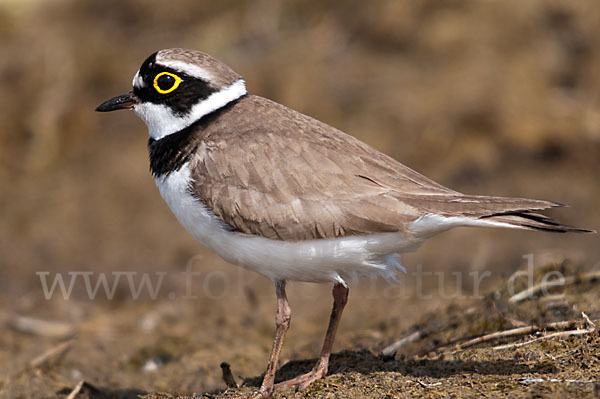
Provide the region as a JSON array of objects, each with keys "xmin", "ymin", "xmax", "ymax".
[{"xmin": 189, "ymin": 95, "xmax": 592, "ymax": 241}]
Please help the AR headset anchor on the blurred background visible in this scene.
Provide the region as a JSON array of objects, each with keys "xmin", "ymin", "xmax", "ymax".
[{"xmin": 1, "ymin": 0, "xmax": 599, "ymax": 397}]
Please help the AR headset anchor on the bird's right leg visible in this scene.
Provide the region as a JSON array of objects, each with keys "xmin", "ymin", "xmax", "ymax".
[
  {"xmin": 244, "ymin": 279, "xmax": 291, "ymax": 399},
  {"xmin": 275, "ymin": 282, "xmax": 349, "ymax": 391}
]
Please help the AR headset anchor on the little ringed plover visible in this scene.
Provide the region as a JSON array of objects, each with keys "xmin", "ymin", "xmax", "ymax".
[{"xmin": 96, "ymin": 48, "xmax": 592, "ymax": 398}]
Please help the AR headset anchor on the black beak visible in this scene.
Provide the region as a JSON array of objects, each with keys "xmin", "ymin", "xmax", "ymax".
[{"xmin": 95, "ymin": 91, "xmax": 137, "ymax": 112}]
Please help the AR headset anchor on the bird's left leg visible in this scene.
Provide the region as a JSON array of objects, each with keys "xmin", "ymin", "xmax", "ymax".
[{"xmin": 275, "ymin": 282, "xmax": 349, "ymax": 391}]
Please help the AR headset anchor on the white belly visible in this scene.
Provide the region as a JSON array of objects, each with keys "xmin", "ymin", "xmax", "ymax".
[{"xmin": 155, "ymin": 162, "xmax": 421, "ymax": 284}]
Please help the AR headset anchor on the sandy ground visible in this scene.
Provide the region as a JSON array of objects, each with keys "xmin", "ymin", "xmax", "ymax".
[{"xmin": 2, "ymin": 258, "xmax": 600, "ymax": 399}]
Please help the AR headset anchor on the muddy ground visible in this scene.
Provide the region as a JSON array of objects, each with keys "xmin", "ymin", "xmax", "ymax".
[{"xmin": 3, "ymin": 259, "xmax": 600, "ymax": 399}]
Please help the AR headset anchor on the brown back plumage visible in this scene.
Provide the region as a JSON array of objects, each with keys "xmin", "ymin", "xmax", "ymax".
[{"xmin": 187, "ymin": 95, "xmax": 592, "ymax": 241}]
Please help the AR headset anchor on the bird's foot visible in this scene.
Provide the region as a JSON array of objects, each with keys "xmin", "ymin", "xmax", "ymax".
[
  {"xmin": 274, "ymin": 365, "xmax": 328, "ymax": 391},
  {"xmin": 237, "ymin": 386, "xmax": 273, "ymax": 399}
]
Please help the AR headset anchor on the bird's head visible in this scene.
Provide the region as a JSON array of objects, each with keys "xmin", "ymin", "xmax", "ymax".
[{"xmin": 96, "ymin": 48, "xmax": 246, "ymax": 140}]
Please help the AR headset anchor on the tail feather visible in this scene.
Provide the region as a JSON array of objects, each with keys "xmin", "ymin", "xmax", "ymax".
[
  {"xmin": 403, "ymin": 193, "xmax": 595, "ymax": 234},
  {"xmin": 481, "ymin": 211, "xmax": 594, "ymax": 233},
  {"xmin": 400, "ymin": 193, "xmax": 564, "ymax": 218}
]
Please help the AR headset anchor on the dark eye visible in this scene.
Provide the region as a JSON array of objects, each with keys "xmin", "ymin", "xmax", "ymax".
[
  {"xmin": 157, "ymin": 74, "xmax": 174, "ymax": 90},
  {"xmin": 153, "ymin": 72, "xmax": 182, "ymax": 94}
]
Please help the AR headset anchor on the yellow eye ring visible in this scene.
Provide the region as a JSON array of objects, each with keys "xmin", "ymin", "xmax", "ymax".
[{"xmin": 153, "ymin": 72, "xmax": 182, "ymax": 94}]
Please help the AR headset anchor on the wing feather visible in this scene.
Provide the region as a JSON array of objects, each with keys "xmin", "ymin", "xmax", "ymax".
[{"xmin": 188, "ymin": 95, "xmax": 581, "ymax": 241}]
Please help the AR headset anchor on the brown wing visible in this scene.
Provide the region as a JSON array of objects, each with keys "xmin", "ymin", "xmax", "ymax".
[
  {"xmin": 189, "ymin": 95, "xmax": 454, "ymax": 240},
  {"xmin": 190, "ymin": 95, "xmax": 575, "ymax": 241}
]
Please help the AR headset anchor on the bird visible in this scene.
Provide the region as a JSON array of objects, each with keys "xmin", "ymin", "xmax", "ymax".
[{"xmin": 96, "ymin": 48, "xmax": 592, "ymax": 398}]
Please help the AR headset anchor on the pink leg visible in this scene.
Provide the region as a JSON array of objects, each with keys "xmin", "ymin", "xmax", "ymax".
[
  {"xmin": 245, "ymin": 280, "xmax": 291, "ymax": 399},
  {"xmin": 275, "ymin": 283, "xmax": 349, "ymax": 391}
]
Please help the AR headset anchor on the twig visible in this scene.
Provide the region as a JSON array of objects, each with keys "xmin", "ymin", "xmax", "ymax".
[
  {"xmin": 493, "ymin": 329, "xmax": 591, "ymax": 350},
  {"xmin": 421, "ymin": 319, "xmax": 580, "ymax": 355},
  {"xmin": 65, "ymin": 380, "xmax": 84, "ymax": 399},
  {"xmin": 220, "ymin": 362, "xmax": 238, "ymax": 388},
  {"xmin": 493, "ymin": 312, "xmax": 596, "ymax": 351},
  {"xmin": 403, "ymin": 270, "xmax": 600, "ymax": 356},
  {"xmin": 0, "ymin": 339, "xmax": 75, "ymax": 389},
  {"xmin": 582, "ymin": 312, "xmax": 596, "ymax": 328},
  {"xmin": 381, "ymin": 330, "xmax": 424, "ymax": 356},
  {"xmin": 29, "ymin": 339, "xmax": 74, "ymax": 369},
  {"xmin": 458, "ymin": 320, "xmax": 577, "ymax": 350},
  {"xmin": 421, "ymin": 315, "xmax": 599, "ymax": 356},
  {"xmin": 509, "ymin": 271, "xmax": 600, "ymax": 303},
  {"xmin": 520, "ymin": 377, "xmax": 597, "ymax": 384},
  {"xmin": 8, "ymin": 314, "xmax": 75, "ymax": 338},
  {"xmin": 417, "ymin": 380, "xmax": 442, "ymax": 388}
]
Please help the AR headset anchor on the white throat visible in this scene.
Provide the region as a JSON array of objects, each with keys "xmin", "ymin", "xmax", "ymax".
[{"xmin": 133, "ymin": 79, "xmax": 247, "ymax": 140}]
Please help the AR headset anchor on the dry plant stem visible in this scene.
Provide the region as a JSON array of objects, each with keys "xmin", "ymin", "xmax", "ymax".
[
  {"xmin": 417, "ymin": 380, "xmax": 442, "ymax": 388},
  {"xmin": 381, "ymin": 330, "xmax": 425, "ymax": 356},
  {"xmin": 423, "ymin": 316, "xmax": 599, "ymax": 355},
  {"xmin": 275, "ymin": 283, "xmax": 349, "ymax": 391},
  {"xmin": 492, "ymin": 328, "xmax": 593, "ymax": 350},
  {"xmin": 458, "ymin": 320, "xmax": 578, "ymax": 349},
  {"xmin": 509, "ymin": 271, "xmax": 600, "ymax": 303},
  {"xmin": 250, "ymin": 280, "xmax": 291, "ymax": 399},
  {"xmin": 493, "ymin": 312, "xmax": 596, "ymax": 351},
  {"xmin": 8, "ymin": 314, "xmax": 75, "ymax": 338},
  {"xmin": 418, "ymin": 322, "xmax": 570, "ymax": 356},
  {"xmin": 65, "ymin": 380, "xmax": 84, "ymax": 399},
  {"xmin": 220, "ymin": 362, "xmax": 238, "ymax": 388},
  {"xmin": 1, "ymin": 339, "xmax": 75, "ymax": 389},
  {"xmin": 29, "ymin": 339, "xmax": 74, "ymax": 369}
]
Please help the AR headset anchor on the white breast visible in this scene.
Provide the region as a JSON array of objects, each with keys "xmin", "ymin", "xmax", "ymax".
[{"xmin": 154, "ymin": 162, "xmax": 423, "ymax": 285}]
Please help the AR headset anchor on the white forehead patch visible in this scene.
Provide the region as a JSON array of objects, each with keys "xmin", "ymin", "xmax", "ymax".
[
  {"xmin": 155, "ymin": 59, "xmax": 213, "ymax": 81},
  {"xmin": 132, "ymin": 70, "xmax": 145, "ymax": 88}
]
